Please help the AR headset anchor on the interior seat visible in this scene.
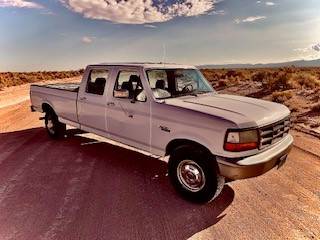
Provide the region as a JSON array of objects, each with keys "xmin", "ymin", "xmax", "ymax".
[
  {"xmin": 121, "ymin": 81, "xmax": 133, "ymax": 98},
  {"xmin": 95, "ymin": 77, "xmax": 106, "ymax": 95},
  {"xmin": 155, "ymin": 79, "xmax": 166, "ymax": 89}
]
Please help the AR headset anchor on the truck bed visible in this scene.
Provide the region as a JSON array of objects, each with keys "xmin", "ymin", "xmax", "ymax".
[
  {"xmin": 30, "ymin": 83, "xmax": 79, "ymax": 125},
  {"xmin": 32, "ymin": 83, "xmax": 80, "ymax": 92}
]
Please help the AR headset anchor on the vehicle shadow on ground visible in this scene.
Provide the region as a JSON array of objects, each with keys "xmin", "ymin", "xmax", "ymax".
[{"xmin": 0, "ymin": 128, "xmax": 235, "ymax": 240}]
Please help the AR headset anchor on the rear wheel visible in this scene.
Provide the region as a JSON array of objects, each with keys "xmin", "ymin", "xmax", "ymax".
[
  {"xmin": 45, "ymin": 111, "xmax": 66, "ymax": 139},
  {"xmin": 168, "ymin": 145, "xmax": 224, "ymax": 203}
]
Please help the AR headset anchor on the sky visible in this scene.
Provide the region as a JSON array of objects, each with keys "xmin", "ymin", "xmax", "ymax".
[{"xmin": 0, "ymin": 0, "xmax": 320, "ymax": 71}]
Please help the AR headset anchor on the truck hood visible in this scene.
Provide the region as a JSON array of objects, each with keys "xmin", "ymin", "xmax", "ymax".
[{"xmin": 164, "ymin": 93, "xmax": 290, "ymax": 128}]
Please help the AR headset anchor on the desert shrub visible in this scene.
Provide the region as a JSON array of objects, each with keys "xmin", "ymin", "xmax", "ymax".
[
  {"xmin": 290, "ymin": 72, "xmax": 320, "ymax": 89},
  {"xmin": 271, "ymin": 90, "xmax": 293, "ymax": 103},
  {"xmin": 310, "ymin": 88, "xmax": 320, "ymax": 102},
  {"xmin": 252, "ymin": 72, "xmax": 267, "ymax": 82},
  {"xmin": 217, "ymin": 79, "xmax": 227, "ymax": 88},
  {"xmin": 265, "ymin": 72, "xmax": 292, "ymax": 91},
  {"xmin": 0, "ymin": 70, "xmax": 83, "ymax": 89},
  {"xmin": 310, "ymin": 122, "xmax": 320, "ymax": 128},
  {"xmin": 311, "ymin": 103, "xmax": 320, "ymax": 112},
  {"xmin": 289, "ymin": 105, "xmax": 298, "ymax": 113},
  {"xmin": 225, "ymin": 70, "xmax": 237, "ymax": 78},
  {"xmin": 225, "ymin": 70, "xmax": 245, "ymax": 79}
]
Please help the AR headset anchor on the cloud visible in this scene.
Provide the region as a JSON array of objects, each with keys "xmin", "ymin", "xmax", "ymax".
[
  {"xmin": 243, "ymin": 16, "xmax": 266, "ymax": 22},
  {"xmin": 208, "ymin": 9, "xmax": 225, "ymax": 15},
  {"xmin": 293, "ymin": 47, "xmax": 310, "ymax": 53},
  {"xmin": 294, "ymin": 44, "xmax": 320, "ymax": 53},
  {"xmin": 257, "ymin": 1, "xmax": 276, "ymax": 6},
  {"xmin": 0, "ymin": 0, "xmax": 43, "ymax": 9},
  {"xmin": 144, "ymin": 24, "xmax": 157, "ymax": 28},
  {"xmin": 81, "ymin": 36, "xmax": 94, "ymax": 44},
  {"xmin": 60, "ymin": 0, "xmax": 216, "ymax": 24},
  {"xmin": 40, "ymin": 10, "xmax": 55, "ymax": 15},
  {"xmin": 235, "ymin": 16, "xmax": 266, "ymax": 24},
  {"xmin": 312, "ymin": 43, "xmax": 320, "ymax": 52},
  {"xmin": 234, "ymin": 18, "xmax": 241, "ymax": 24},
  {"xmin": 265, "ymin": 2, "xmax": 275, "ymax": 6}
]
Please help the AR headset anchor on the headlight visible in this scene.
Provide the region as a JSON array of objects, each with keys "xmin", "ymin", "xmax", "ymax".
[{"xmin": 224, "ymin": 129, "xmax": 259, "ymax": 152}]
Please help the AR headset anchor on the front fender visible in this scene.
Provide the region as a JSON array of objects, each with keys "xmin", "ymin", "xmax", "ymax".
[{"xmin": 166, "ymin": 131, "xmax": 220, "ymax": 156}]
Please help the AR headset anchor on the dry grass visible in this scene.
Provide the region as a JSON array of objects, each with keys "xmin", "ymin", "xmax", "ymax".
[
  {"xmin": 290, "ymin": 72, "xmax": 320, "ymax": 89},
  {"xmin": 0, "ymin": 70, "xmax": 84, "ymax": 90},
  {"xmin": 271, "ymin": 90, "xmax": 293, "ymax": 103},
  {"xmin": 202, "ymin": 67, "xmax": 320, "ymax": 91}
]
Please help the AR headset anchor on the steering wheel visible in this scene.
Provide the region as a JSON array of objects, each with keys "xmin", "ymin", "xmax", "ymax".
[{"xmin": 181, "ymin": 84, "xmax": 194, "ymax": 93}]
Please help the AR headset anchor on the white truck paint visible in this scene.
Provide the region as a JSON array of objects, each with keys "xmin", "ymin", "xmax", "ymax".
[{"xmin": 30, "ymin": 63, "xmax": 293, "ymax": 202}]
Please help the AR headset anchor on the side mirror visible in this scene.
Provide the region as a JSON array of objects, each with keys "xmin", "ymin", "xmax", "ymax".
[
  {"xmin": 136, "ymin": 90, "xmax": 147, "ymax": 102},
  {"xmin": 114, "ymin": 89, "xmax": 129, "ymax": 98}
]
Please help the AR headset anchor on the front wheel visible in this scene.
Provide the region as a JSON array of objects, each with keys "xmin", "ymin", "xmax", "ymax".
[
  {"xmin": 168, "ymin": 145, "xmax": 224, "ymax": 203},
  {"xmin": 45, "ymin": 111, "xmax": 66, "ymax": 139}
]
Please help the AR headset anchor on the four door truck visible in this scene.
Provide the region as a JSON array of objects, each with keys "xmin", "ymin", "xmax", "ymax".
[{"xmin": 30, "ymin": 63, "xmax": 293, "ymax": 203}]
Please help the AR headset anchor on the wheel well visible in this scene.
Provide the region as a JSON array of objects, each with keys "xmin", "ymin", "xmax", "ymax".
[
  {"xmin": 165, "ymin": 139, "xmax": 211, "ymax": 156},
  {"xmin": 42, "ymin": 103, "xmax": 54, "ymax": 113}
]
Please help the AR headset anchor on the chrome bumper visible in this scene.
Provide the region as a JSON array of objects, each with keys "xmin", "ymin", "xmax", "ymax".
[{"xmin": 217, "ymin": 134, "xmax": 294, "ymax": 180}]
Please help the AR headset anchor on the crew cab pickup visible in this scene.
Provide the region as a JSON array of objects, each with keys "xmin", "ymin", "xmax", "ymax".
[{"xmin": 30, "ymin": 63, "xmax": 293, "ymax": 203}]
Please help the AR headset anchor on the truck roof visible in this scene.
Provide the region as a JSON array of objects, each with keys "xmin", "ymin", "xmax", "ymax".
[{"xmin": 88, "ymin": 62, "xmax": 197, "ymax": 69}]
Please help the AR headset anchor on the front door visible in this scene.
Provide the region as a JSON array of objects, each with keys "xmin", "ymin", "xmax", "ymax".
[
  {"xmin": 107, "ymin": 68, "xmax": 151, "ymax": 151},
  {"xmin": 78, "ymin": 67, "xmax": 111, "ymax": 134}
]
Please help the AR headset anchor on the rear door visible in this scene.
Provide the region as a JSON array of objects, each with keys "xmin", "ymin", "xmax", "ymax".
[
  {"xmin": 78, "ymin": 66, "xmax": 112, "ymax": 134},
  {"xmin": 106, "ymin": 67, "xmax": 151, "ymax": 151}
]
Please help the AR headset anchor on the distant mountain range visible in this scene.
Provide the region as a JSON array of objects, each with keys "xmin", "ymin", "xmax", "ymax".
[{"xmin": 198, "ymin": 59, "xmax": 320, "ymax": 69}]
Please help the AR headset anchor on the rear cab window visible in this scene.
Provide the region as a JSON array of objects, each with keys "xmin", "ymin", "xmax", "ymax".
[{"xmin": 86, "ymin": 69, "xmax": 109, "ymax": 95}]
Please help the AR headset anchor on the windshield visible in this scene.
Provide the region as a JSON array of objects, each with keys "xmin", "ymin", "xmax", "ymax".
[{"xmin": 146, "ymin": 69, "xmax": 214, "ymax": 99}]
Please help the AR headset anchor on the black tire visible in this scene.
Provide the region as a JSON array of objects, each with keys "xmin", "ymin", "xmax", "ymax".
[
  {"xmin": 44, "ymin": 110, "xmax": 66, "ymax": 139},
  {"xmin": 168, "ymin": 145, "xmax": 220, "ymax": 203}
]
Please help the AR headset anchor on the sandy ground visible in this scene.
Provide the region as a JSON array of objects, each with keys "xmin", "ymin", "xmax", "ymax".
[
  {"xmin": 0, "ymin": 82, "xmax": 319, "ymax": 240},
  {"xmin": 0, "ymin": 77, "xmax": 80, "ymax": 109}
]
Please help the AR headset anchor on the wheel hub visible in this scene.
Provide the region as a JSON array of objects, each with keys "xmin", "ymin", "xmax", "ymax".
[{"xmin": 177, "ymin": 160, "xmax": 205, "ymax": 192}]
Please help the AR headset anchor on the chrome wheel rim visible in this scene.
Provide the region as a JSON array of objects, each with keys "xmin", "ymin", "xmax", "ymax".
[{"xmin": 177, "ymin": 160, "xmax": 206, "ymax": 192}]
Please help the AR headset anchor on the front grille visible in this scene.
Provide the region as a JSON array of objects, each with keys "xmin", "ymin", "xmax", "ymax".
[{"xmin": 259, "ymin": 117, "xmax": 290, "ymax": 149}]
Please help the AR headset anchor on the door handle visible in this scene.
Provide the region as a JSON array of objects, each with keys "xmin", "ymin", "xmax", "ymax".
[
  {"xmin": 79, "ymin": 97, "xmax": 87, "ymax": 101},
  {"xmin": 107, "ymin": 102, "xmax": 115, "ymax": 106}
]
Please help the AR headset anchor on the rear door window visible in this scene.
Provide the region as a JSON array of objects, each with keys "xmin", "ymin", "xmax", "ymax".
[{"xmin": 114, "ymin": 70, "xmax": 143, "ymax": 99}]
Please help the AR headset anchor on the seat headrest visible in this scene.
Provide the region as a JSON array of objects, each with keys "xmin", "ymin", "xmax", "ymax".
[
  {"xmin": 129, "ymin": 75, "xmax": 140, "ymax": 83},
  {"xmin": 121, "ymin": 81, "xmax": 132, "ymax": 91},
  {"xmin": 95, "ymin": 78, "xmax": 106, "ymax": 86},
  {"xmin": 155, "ymin": 79, "xmax": 165, "ymax": 89}
]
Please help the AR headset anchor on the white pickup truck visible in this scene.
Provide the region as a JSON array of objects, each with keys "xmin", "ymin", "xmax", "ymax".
[{"xmin": 30, "ymin": 63, "xmax": 293, "ymax": 203}]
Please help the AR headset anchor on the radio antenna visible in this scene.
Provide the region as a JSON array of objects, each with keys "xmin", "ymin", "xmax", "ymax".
[{"xmin": 162, "ymin": 43, "xmax": 166, "ymax": 67}]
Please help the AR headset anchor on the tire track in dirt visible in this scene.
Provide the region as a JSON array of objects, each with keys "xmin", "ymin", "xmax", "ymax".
[
  {"xmin": 40, "ymin": 153, "xmax": 95, "ymax": 240},
  {"xmin": 0, "ymin": 141, "xmax": 50, "ymax": 206}
]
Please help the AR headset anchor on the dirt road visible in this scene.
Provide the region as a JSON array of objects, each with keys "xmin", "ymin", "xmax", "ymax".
[{"xmin": 0, "ymin": 83, "xmax": 319, "ymax": 240}]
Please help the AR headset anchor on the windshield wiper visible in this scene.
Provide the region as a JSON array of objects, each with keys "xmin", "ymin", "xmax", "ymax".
[
  {"xmin": 177, "ymin": 92, "xmax": 198, "ymax": 97},
  {"xmin": 195, "ymin": 90, "xmax": 212, "ymax": 94}
]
